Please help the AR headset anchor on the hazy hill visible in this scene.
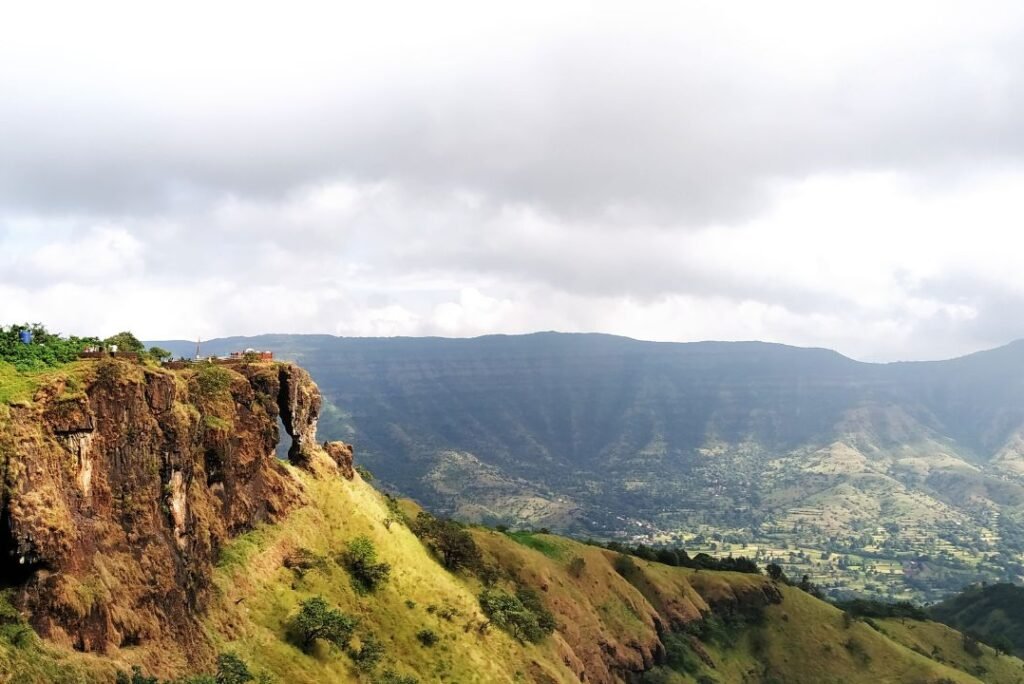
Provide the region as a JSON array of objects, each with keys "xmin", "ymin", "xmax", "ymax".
[
  {"xmin": 150, "ymin": 333, "xmax": 1024, "ymax": 601},
  {"xmin": 930, "ymin": 583, "xmax": 1024, "ymax": 658}
]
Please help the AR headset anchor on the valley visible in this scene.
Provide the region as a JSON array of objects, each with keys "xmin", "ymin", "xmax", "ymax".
[{"xmin": 152, "ymin": 333, "xmax": 1024, "ymax": 605}]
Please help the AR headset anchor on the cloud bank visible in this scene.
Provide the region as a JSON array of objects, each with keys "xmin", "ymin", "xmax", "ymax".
[{"xmin": 2, "ymin": 1, "xmax": 1024, "ymax": 361}]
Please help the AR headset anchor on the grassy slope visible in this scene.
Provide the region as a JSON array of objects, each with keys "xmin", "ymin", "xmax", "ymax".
[
  {"xmin": 929, "ymin": 583, "xmax": 1024, "ymax": 658},
  {"xmin": 200, "ymin": 470, "xmax": 1024, "ymax": 683},
  {"xmin": 877, "ymin": 618, "xmax": 1024, "ymax": 683},
  {"xmin": 202, "ymin": 470, "xmax": 574, "ymax": 683},
  {"xmin": 2, "ymin": 455, "xmax": 1024, "ymax": 682}
]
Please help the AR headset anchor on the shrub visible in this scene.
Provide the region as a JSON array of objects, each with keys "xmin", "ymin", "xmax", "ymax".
[
  {"xmin": 478, "ymin": 587, "xmax": 555, "ymax": 643},
  {"xmin": 437, "ymin": 603, "xmax": 460, "ymax": 621},
  {"xmin": 350, "ymin": 633, "xmax": 386, "ymax": 672},
  {"xmin": 0, "ymin": 593, "xmax": 33, "ymax": 648},
  {"xmin": 195, "ymin": 364, "xmax": 234, "ymax": 398},
  {"xmin": 412, "ymin": 512, "xmax": 481, "ymax": 572},
  {"xmin": 215, "ymin": 653, "xmax": 253, "ymax": 684},
  {"xmin": 614, "ymin": 553, "xmax": 639, "ymax": 578},
  {"xmin": 568, "ymin": 556, "xmax": 586, "ymax": 578},
  {"xmin": 963, "ymin": 633, "xmax": 983, "ymax": 657},
  {"xmin": 844, "ymin": 637, "xmax": 871, "ymax": 665},
  {"xmin": 341, "ymin": 536, "xmax": 391, "ymax": 593},
  {"xmin": 416, "ymin": 628, "xmax": 439, "ymax": 647},
  {"xmin": 375, "ymin": 670, "xmax": 418, "ymax": 684},
  {"xmin": 766, "ymin": 563, "xmax": 787, "ymax": 583},
  {"xmin": 662, "ymin": 631, "xmax": 700, "ymax": 674},
  {"xmin": 0, "ymin": 324, "xmax": 99, "ymax": 370},
  {"xmin": 283, "ymin": 548, "xmax": 329, "ymax": 578},
  {"xmin": 832, "ymin": 598, "xmax": 927, "ymax": 621},
  {"xmin": 355, "ymin": 465, "xmax": 374, "ymax": 482},
  {"xmin": 289, "ymin": 596, "xmax": 357, "ymax": 653},
  {"xmin": 116, "ymin": 667, "xmax": 158, "ymax": 684}
]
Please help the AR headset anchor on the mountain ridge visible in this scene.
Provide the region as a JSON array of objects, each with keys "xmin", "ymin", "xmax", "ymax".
[{"xmin": 141, "ymin": 332, "xmax": 1024, "ymax": 605}]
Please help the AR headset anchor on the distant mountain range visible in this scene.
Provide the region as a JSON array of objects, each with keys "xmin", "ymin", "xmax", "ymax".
[{"xmin": 150, "ymin": 332, "xmax": 1024, "ymax": 601}]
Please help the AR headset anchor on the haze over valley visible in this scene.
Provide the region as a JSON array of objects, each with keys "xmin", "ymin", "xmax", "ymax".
[{"xmin": 152, "ymin": 332, "xmax": 1024, "ymax": 604}]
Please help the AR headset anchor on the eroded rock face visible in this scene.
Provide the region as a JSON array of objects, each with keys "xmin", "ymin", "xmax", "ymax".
[
  {"xmin": 0, "ymin": 361, "xmax": 323, "ymax": 659},
  {"xmin": 277, "ymin": 364, "xmax": 322, "ymax": 466},
  {"xmin": 323, "ymin": 441, "xmax": 355, "ymax": 480}
]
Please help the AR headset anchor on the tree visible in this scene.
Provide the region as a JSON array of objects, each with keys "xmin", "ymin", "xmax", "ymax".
[
  {"xmin": 148, "ymin": 346, "xmax": 173, "ymax": 363},
  {"xmin": 766, "ymin": 563, "xmax": 787, "ymax": 583},
  {"xmin": 341, "ymin": 536, "xmax": 391, "ymax": 593},
  {"xmin": 0, "ymin": 324, "xmax": 99, "ymax": 370},
  {"xmin": 103, "ymin": 331, "xmax": 145, "ymax": 353},
  {"xmin": 412, "ymin": 512, "xmax": 481, "ymax": 572},
  {"xmin": 962, "ymin": 633, "xmax": 983, "ymax": 657},
  {"xmin": 215, "ymin": 653, "xmax": 254, "ymax": 684},
  {"xmin": 289, "ymin": 596, "xmax": 357, "ymax": 653},
  {"xmin": 350, "ymin": 633, "xmax": 386, "ymax": 671},
  {"xmin": 479, "ymin": 587, "xmax": 555, "ymax": 643}
]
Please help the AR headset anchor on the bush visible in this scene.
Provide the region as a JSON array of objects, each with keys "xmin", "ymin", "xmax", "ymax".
[
  {"xmin": 0, "ymin": 324, "xmax": 99, "ymax": 370},
  {"xmin": 844, "ymin": 637, "xmax": 871, "ymax": 665},
  {"xmin": 416, "ymin": 628, "xmax": 439, "ymax": 647},
  {"xmin": 289, "ymin": 596, "xmax": 358, "ymax": 653},
  {"xmin": 766, "ymin": 563, "xmax": 787, "ymax": 583},
  {"xmin": 568, "ymin": 556, "xmax": 586, "ymax": 578},
  {"xmin": 283, "ymin": 548, "xmax": 329, "ymax": 578},
  {"xmin": 350, "ymin": 633, "xmax": 386, "ymax": 671},
  {"xmin": 0, "ymin": 593, "xmax": 33, "ymax": 649},
  {"xmin": 833, "ymin": 598, "xmax": 927, "ymax": 621},
  {"xmin": 341, "ymin": 536, "xmax": 391, "ymax": 593},
  {"xmin": 375, "ymin": 670, "xmax": 418, "ymax": 684},
  {"xmin": 215, "ymin": 653, "xmax": 253, "ymax": 684},
  {"xmin": 963, "ymin": 633, "xmax": 983, "ymax": 657},
  {"xmin": 355, "ymin": 465, "xmax": 374, "ymax": 482},
  {"xmin": 116, "ymin": 667, "xmax": 158, "ymax": 684},
  {"xmin": 412, "ymin": 512, "xmax": 481, "ymax": 572},
  {"xmin": 662, "ymin": 631, "xmax": 700, "ymax": 674},
  {"xmin": 614, "ymin": 553, "xmax": 639, "ymax": 578},
  {"xmin": 478, "ymin": 587, "xmax": 555, "ymax": 643},
  {"xmin": 195, "ymin": 365, "xmax": 234, "ymax": 398}
]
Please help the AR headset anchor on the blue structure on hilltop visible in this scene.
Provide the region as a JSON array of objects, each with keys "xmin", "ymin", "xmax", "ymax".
[{"xmin": 18, "ymin": 330, "xmax": 33, "ymax": 345}]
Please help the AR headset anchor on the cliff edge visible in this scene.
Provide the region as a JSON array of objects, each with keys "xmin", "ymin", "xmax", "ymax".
[{"xmin": 0, "ymin": 358, "xmax": 350, "ymax": 657}]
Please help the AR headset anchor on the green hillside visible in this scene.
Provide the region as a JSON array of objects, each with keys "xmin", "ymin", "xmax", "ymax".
[
  {"xmin": 929, "ymin": 583, "xmax": 1024, "ymax": 658},
  {"xmin": 149, "ymin": 333, "xmax": 1024, "ymax": 602},
  {"xmin": 4, "ymin": 465, "xmax": 1022, "ymax": 683}
]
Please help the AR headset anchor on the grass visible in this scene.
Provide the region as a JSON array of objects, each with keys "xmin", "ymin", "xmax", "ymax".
[
  {"xmin": 503, "ymin": 531, "xmax": 567, "ymax": 559},
  {"xmin": 203, "ymin": 467, "xmax": 574, "ymax": 683},
  {"xmin": 0, "ymin": 361, "xmax": 43, "ymax": 404}
]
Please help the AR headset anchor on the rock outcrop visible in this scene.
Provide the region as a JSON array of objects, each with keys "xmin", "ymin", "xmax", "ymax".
[{"xmin": 0, "ymin": 359, "xmax": 329, "ymax": 658}]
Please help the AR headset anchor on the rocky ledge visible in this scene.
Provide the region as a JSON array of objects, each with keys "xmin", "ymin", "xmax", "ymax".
[{"xmin": 0, "ymin": 359, "xmax": 351, "ymax": 655}]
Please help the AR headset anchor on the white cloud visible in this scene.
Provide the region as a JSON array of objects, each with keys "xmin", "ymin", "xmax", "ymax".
[{"xmin": 3, "ymin": 2, "xmax": 1024, "ymax": 360}]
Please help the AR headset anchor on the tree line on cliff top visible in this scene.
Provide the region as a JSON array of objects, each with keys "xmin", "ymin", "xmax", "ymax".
[{"xmin": 0, "ymin": 324, "xmax": 173, "ymax": 370}]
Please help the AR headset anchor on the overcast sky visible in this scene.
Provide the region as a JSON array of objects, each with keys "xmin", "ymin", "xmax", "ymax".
[{"xmin": 2, "ymin": 1, "xmax": 1024, "ymax": 361}]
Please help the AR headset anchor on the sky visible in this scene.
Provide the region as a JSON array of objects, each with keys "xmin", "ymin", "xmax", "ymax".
[{"xmin": 2, "ymin": 1, "xmax": 1024, "ymax": 362}]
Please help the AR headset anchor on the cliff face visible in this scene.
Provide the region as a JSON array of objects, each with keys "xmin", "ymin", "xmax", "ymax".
[{"xmin": 0, "ymin": 359, "xmax": 350, "ymax": 656}]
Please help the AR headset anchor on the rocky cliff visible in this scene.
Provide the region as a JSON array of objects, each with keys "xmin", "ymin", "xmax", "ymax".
[{"xmin": 0, "ymin": 358, "xmax": 351, "ymax": 657}]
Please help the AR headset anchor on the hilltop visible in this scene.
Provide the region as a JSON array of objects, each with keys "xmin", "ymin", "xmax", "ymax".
[
  {"xmin": 2, "ymin": 345, "xmax": 1023, "ymax": 682},
  {"xmin": 148, "ymin": 332, "xmax": 1024, "ymax": 603}
]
